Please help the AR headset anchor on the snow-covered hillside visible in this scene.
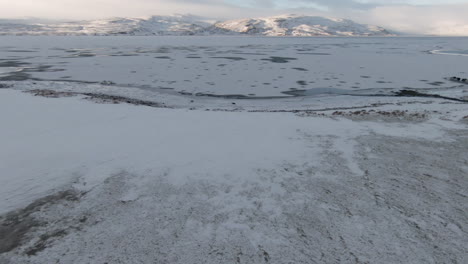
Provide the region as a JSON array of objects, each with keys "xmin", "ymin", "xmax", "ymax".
[
  {"xmin": 0, "ymin": 14, "xmax": 392, "ymax": 36},
  {"xmin": 211, "ymin": 15, "xmax": 391, "ymax": 36},
  {"xmin": 0, "ymin": 15, "xmax": 210, "ymax": 36}
]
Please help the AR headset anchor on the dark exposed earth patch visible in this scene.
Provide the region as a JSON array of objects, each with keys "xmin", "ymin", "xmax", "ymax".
[
  {"xmin": 0, "ymin": 190, "xmax": 81, "ymax": 255},
  {"xmin": 25, "ymin": 89, "xmax": 168, "ymax": 107},
  {"xmin": 0, "ymin": 83, "xmax": 13, "ymax": 88}
]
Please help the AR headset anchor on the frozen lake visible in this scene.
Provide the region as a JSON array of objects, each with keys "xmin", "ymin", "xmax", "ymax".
[{"xmin": 1, "ymin": 36, "xmax": 468, "ymax": 99}]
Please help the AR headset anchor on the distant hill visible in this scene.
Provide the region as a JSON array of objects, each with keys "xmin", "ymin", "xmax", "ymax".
[
  {"xmin": 209, "ymin": 15, "xmax": 392, "ymax": 36},
  {"xmin": 0, "ymin": 14, "xmax": 393, "ymax": 36}
]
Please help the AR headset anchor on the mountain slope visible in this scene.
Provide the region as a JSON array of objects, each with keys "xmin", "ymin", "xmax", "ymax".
[
  {"xmin": 0, "ymin": 15, "xmax": 209, "ymax": 36},
  {"xmin": 0, "ymin": 15, "xmax": 392, "ymax": 36},
  {"xmin": 211, "ymin": 15, "xmax": 391, "ymax": 36}
]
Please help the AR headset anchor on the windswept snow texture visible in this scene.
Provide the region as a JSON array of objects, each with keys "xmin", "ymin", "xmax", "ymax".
[
  {"xmin": 0, "ymin": 88, "xmax": 467, "ymax": 263},
  {"xmin": 0, "ymin": 15, "xmax": 391, "ymax": 36}
]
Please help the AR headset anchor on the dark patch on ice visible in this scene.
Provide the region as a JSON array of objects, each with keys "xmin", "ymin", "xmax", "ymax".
[
  {"xmin": 195, "ymin": 93, "xmax": 248, "ymax": 99},
  {"xmin": 0, "ymin": 64, "xmax": 71, "ymax": 81},
  {"xmin": 110, "ymin": 53, "xmax": 139, "ymax": 57},
  {"xmin": 394, "ymin": 89, "xmax": 468, "ymax": 102},
  {"xmin": 282, "ymin": 88, "xmax": 351, "ymax": 96},
  {"xmin": 0, "ymin": 72, "xmax": 33, "ymax": 81},
  {"xmin": 233, "ymin": 52, "xmax": 267, "ymax": 56},
  {"xmin": 210, "ymin": 57, "xmax": 246, "ymax": 61},
  {"xmin": 297, "ymin": 80, "xmax": 307, "ymax": 86},
  {"xmin": 64, "ymin": 53, "xmax": 96, "ymax": 58},
  {"xmin": 190, "ymin": 92, "xmax": 290, "ymax": 100},
  {"xmin": 27, "ymin": 65, "xmax": 65, "ymax": 73},
  {"xmin": 427, "ymin": 82, "xmax": 445, "ymax": 86},
  {"xmin": 292, "ymin": 67, "xmax": 308, "ymax": 71},
  {"xmin": 154, "ymin": 56, "xmax": 171, "ymax": 59},
  {"xmin": 153, "ymin": 47, "xmax": 171, "ymax": 54},
  {"xmin": 5, "ymin": 50, "xmax": 36, "ymax": 53},
  {"xmin": 261, "ymin": 57, "xmax": 297, "ymax": 63},
  {"xmin": 297, "ymin": 52, "xmax": 331, "ymax": 55},
  {"xmin": 0, "ymin": 61, "xmax": 30, "ymax": 67},
  {"xmin": 278, "ymin": 87, "xmax": 467, "ymax": 103}
]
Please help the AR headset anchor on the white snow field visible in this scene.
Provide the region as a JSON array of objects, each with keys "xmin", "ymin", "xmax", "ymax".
[{"xmin": 0, "ymin": 36, "xmax": 467, "ymax": 263}]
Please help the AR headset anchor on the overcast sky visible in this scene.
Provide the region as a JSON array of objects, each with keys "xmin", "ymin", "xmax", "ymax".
[{"xmin": 0, "ymin": 0, "xmax": 467, "ymax": 35}]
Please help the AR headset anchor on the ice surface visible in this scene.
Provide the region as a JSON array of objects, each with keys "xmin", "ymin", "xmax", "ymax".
[{"xmin": 1, "ymin": 36, "xmax": 468, "ymax": 99}]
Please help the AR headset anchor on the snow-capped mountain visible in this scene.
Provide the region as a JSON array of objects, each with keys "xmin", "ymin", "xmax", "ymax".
[
  {"xmin": 0, "ymin": 14, "xmax": 392, "ymax": 36},
  {"xmin": 0, "ymin": 15, "xmax": 210, "ymax": 36},
  {"xmin": 211, "ymin": 15, "xmax": 391, "ymax": 36}
]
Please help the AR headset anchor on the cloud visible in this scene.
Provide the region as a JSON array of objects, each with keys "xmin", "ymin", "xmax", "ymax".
[
  {"xmin": 356, "ymin": 4, "xmax": 468, "ymax": 36},
  {"xmin": 269, "ymin": 1, "xmax": 468, "ymax": 36},
  {"xmin": 0, "ymin": 0, "xmax": 250, "ymax": 20}
]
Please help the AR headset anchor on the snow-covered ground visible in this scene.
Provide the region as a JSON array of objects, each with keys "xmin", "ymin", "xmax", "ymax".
[{"xmin": 0, "ymin": 37, "xmax": 467, "ymax": 263}]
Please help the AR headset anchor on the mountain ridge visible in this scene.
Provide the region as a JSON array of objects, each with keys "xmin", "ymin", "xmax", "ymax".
[{"xmin": 0, "ymin": 14, "xmax": 394, "ymax": 36}]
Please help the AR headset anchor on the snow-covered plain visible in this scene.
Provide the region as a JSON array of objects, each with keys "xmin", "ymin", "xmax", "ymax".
[{"xmin": 0, "ymin": 36, "xmax": 467, "ymax": 263}]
